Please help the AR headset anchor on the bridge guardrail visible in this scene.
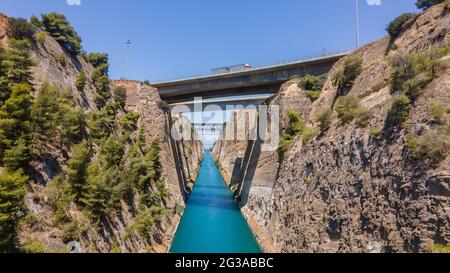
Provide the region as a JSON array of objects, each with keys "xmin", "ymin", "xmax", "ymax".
[{"xmin": 152, "ymin": 50, "xmax": 351, "ymax": 85}]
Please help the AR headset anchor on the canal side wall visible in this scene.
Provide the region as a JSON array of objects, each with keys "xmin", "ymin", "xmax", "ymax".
[{"xmin": 119, "ymin": 82, "xmax": 204, "ymax": 252}]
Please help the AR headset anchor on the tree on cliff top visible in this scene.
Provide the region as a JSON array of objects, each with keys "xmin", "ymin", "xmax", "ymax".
[
  {"xmin": 416, "ymin": 0, "xmax": 443, "ymax": 10},
  {"xmin": 41, "ymin": 13, "xmax": 82, "ymax": 54}
]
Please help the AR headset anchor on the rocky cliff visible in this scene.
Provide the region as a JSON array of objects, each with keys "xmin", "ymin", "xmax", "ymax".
[
  {"xmin": 0, "ymin": 14, "xmax": 203, "ymax": 253},
  {"xmin": 213, "ymin": 4, "xmax": 450, "ymax": 253}
]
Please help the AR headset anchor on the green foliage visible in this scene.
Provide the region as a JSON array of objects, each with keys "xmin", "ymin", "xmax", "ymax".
[
  {"xmin": 92, "ymin": 63, "xmax": 111, "ymax": 108},
  {"xmin": 300, "ymin": 74, "xmax": 326, "ymax": 102},
  {"xmin": 369, "ymin": 127, "xmax": 381, "ymax": 138},
  {"xmin": 0, "ymin": 170, "xmax": 27, "ymax": 252},
  {"xmin": 22, "ymin": 240, "xmax": 46, "ymax": 253},
  {"xmin": 2, "ymin": 39, "xmax": 34, "ymax": 85},
  {"xmin": 113, "ymin": 87, "xmax": 127, "ymax": 108},
  {"xmin": 335, "ymin": 95, "xmax": 371, "ymax": 126},
  {"xmin": 120, "ymin": 112, "xmax": 140, "ymax": 132},
  {"xmin": 428, "ymin": 243, "xmax": 450, "ymax": 253},
  {"xmin": 100, "ymin": 137, "xmax": 124, "ymax": 168},
  {"xmin": 387, "ymin": 95, "xmax": 411, "ymax": 128},
  {"xmin": 46, "ymin": 175, "xmax": 74, "ymax": 225},
  {"xmin": 316, "ymin": 109, "xmax": 333, "ymax": 132},
  {"xmin": 0, "ymin": 83, "xmax": 33, "ymax": 169},
  {"xmin": 416, "ymin": 0, "xmax": 443, "ymax": 10},
  {"xmin": 143, "ymin": 80, "xmax": 151, "ymax": 86},
  {"xmin": 87, "ymin": 110, "xmax": 115, "ymax": 143},
  {"xmin": 56, "ymin": 54, "xmax": 67, "ymax": 67},
  {"xmin": 301, "ymin": 126, "xmax": 319, "ymax": 143},
  {"xmin": 35, "ymin": 31, "xmax": 47, "ymax": 44},
  {"xmin": 87, "ymin": 53, "xmax": 109, "ymax": 69},
  {"xmin": 41, "ymin": 13, "xmax": 82, "ymax": 53},
  {"xmin": 386, "ymin": 13, "xmax": 417, "ymax": 37},
  {"xmin": 67, "ymin": 141, "xmax": 90, "ymax": 202},
  {"xmin": 406, "ymin": 126, "xmax": 449, "ymax": 165},
  {"xmin": 31, "ymin": 83, "xmax": 59, "ymax": 145},
  {"xmin": 32, "ymin": 83, "xmax": 86, "ymax": 150},
  {"xmin": 332, "ymin": 56, "xmax": 363, "ymax": 96},
  {"xmin": 6, "ymin": 18, "xmax": 34, "ymax": 41},
  {"xmin": 131, "ymin": 207, "xmax": 163, "ymax": 243},
  {"xmin": 286, "ymin": 111, "xmax": 304, "ymax": 136},
  {"xmin": 3, "ymin": 138, "xmax": 31, "ymax": 171},
  {"xmin": 76, "ymin": 70, "xmax": 86, "ymax": 92},
  {"xmin": 304, "ymin": 91, "xmax": 321, "ymax": 102},
  {"xmin": 0, "ymin": 46, "xmax": 10, "ymax": 105},
  {"xmin": 390, "ymin": 48, "xmax": 448, "ymax": 100},
  {"xmin": 431, "ymin": 104, "xmax": 449, "ymax": 125},
  {"xmin": 60, "ymin": 221, "xmax": 79, "ymax": 243}
]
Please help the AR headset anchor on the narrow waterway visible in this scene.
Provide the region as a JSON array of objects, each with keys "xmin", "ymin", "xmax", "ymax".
[{"xmin": 170, "ymin": 151, "xmax": 261, "ymax": 253}]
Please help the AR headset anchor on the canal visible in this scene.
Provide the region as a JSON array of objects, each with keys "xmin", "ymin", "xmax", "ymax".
[{"xmin": 170, "ymin": 151, "xmax": 261, "ymax": 253}]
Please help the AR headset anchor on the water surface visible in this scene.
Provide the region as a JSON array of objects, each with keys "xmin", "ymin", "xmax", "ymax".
[{"xmin": 170, "ymin": 151, "xmax": 261, "ymax": 253}]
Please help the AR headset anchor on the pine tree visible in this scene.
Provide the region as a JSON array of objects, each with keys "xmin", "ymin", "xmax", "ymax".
[
  {"xmin": 0, "ymin": 46, "xmax": 11, "ymax": 106},
  {"xmin": 2, "ymin": 39, "xmax": 34, "ymax": 85},
  {"xmin": 66, "ymin": 141, "xmax": 90, "ymax": 201},
  {"xmin": 31, "ymin": 83, "xmax": 60, "ymax": 147},
  {"xmin": 76, "ymin": 70, "xmax": 86, "ymax": 92},
  {"xmin": 41, "ymin": 13, "xmax": 82, "ymax": 54},
  {"xmin": 0, "ymin": 170, "xmax": 27, "ymax": 252},
  {"xmin": 0, "ymin": 83, "xmax": 33, "ymax": 167}
]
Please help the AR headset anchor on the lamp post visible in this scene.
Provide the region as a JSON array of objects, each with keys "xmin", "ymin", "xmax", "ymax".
[
  {"xmin": 125, "ymin": 40, "xmax": 131, "ymax": 79},
  {"xmin": 356, "ymin": 0, "xmax": 360, "ymax": 48}
]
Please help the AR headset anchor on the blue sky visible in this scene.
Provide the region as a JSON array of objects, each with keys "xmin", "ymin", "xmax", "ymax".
[{"xmin": 1, "ymin": 0, "xmax": 418, "ymax": 82}]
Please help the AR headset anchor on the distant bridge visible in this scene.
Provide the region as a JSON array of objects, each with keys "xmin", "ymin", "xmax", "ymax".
[{"xmin": 153, "ymin": 52, "xmax": 348, "ymax": 105}]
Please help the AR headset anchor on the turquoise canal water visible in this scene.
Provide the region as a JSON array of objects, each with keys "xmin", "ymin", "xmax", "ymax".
[{"xmin": 170, "ymin": 151, "xmax": 261, "ymax": 253}]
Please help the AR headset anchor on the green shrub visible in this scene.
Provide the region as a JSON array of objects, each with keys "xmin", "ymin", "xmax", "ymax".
[
  {"xmin": 277, "ymin": 134, "xmax": 294, "ymax": 159},
  {"xmin": 76, "ymin": 70, "xmax": 86, "ymax": 92},
  {"xmin": 416, "ymin": 0, "xmax": 444, "ymax": 10},
  {"xmin": 22, "ymin": 240, "xmax": 46, "ymax": 253},
  {"xmin": 87, "ymin": 53, "xmax": 109, "ymax": 68},
  {"xmin": 387, "ymin": 95, "xmax": 411, "ymax": 127},
  {"xmin": 335, "ymin": 95, "xmax": 369, "ymax": 125},
  {"xmin": 0, "ymin": 170, "xmax": 27, "ymax": 252},
  {"xmin": 286, "ymin": 110, "xmax": 304, "ymax": 135},
  {"xmin": 369, "ymin": 127, "xmax": 381, "ymax": 138},
  {"xmin": 41, "ymin": 13, "xmax": 82, "ymax": 53},
  {"xmin": 390, "ymin": 48, "xmax": 448, "ymax": 100},
  {"xmin": 304, "ymin": 91, "xmax": 321, "ymax": 102},
  {"xmin": 61, "ymin": 221, "xmax": 79, "ymax": 243},
  {"xmin": 113, "ymin": 87, "xmax": 127, "ymax": 108},
  {"xmin": 431, "ymin": 104, "xmax": 448, "ymax": 125},
  {"xmin": 300, "ymin": 74, "xmax": 326, "ymax": 91},
  {"xmin": 301, "ymin": 126, "xmax": 319, "ymax": 143},
  {"xmin": 386, "ymin": 13, "xmax": 417, "ymax": 37},
  {"xmin": 406, "ymin": 126, "xmax": 449, "ymax": 165},
  {"xmin": 355, "ymin": 107, "xmax": 372, "ymax": 128},
  {"xmin": 332, "ymin": 56, "xmax": 363, "ymax": 95},
  {"xmin": 316, "ymin": 109, "xmax": 333, "ymax": 132},
  {"xmin": 36, "ymin": 31, "xmax": 47, "ymax": 43},
  {"xmin": 428, "ymin": 243, "xmax": 450, "ymax": 253},
  {"xmin": 300, "ymin": 74, "xmax": 326, "ymax": 102},
  {"xmin": 7, "ymin": 18, "xmax": 34, "ymax": 40}
]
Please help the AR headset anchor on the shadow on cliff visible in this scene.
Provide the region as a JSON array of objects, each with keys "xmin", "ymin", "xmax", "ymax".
[
  {"xmin": 164, "ymin": 111, "xmax": 189, "ymax": 202},
  {"xmin": 234, "ymin": 138, "xmax": 263, "ymax": 206}
]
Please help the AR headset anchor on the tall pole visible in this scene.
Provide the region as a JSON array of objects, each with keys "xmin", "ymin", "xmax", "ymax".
[
  {"xmin": 356, "ymin": 0, "xmax": 360, "ymax": 48},
  {"xmin": 125, "ymin": 40, "xmax": 131, "ymax": 79}
]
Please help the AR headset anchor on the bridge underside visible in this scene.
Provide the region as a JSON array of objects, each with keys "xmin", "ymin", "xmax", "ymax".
[{"xmin": 154, "ymin": 53, "xmax": 347, "ymax": 104}]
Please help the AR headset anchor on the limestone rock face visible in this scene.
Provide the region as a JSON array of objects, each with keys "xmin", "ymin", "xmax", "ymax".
[
  {"xmin": 0, "ymin": 15, "xmax": 203, "ymax": 253},
  {"xmin": 213, "ymin": 4, "xmax": 450, "ymax": 253}
]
